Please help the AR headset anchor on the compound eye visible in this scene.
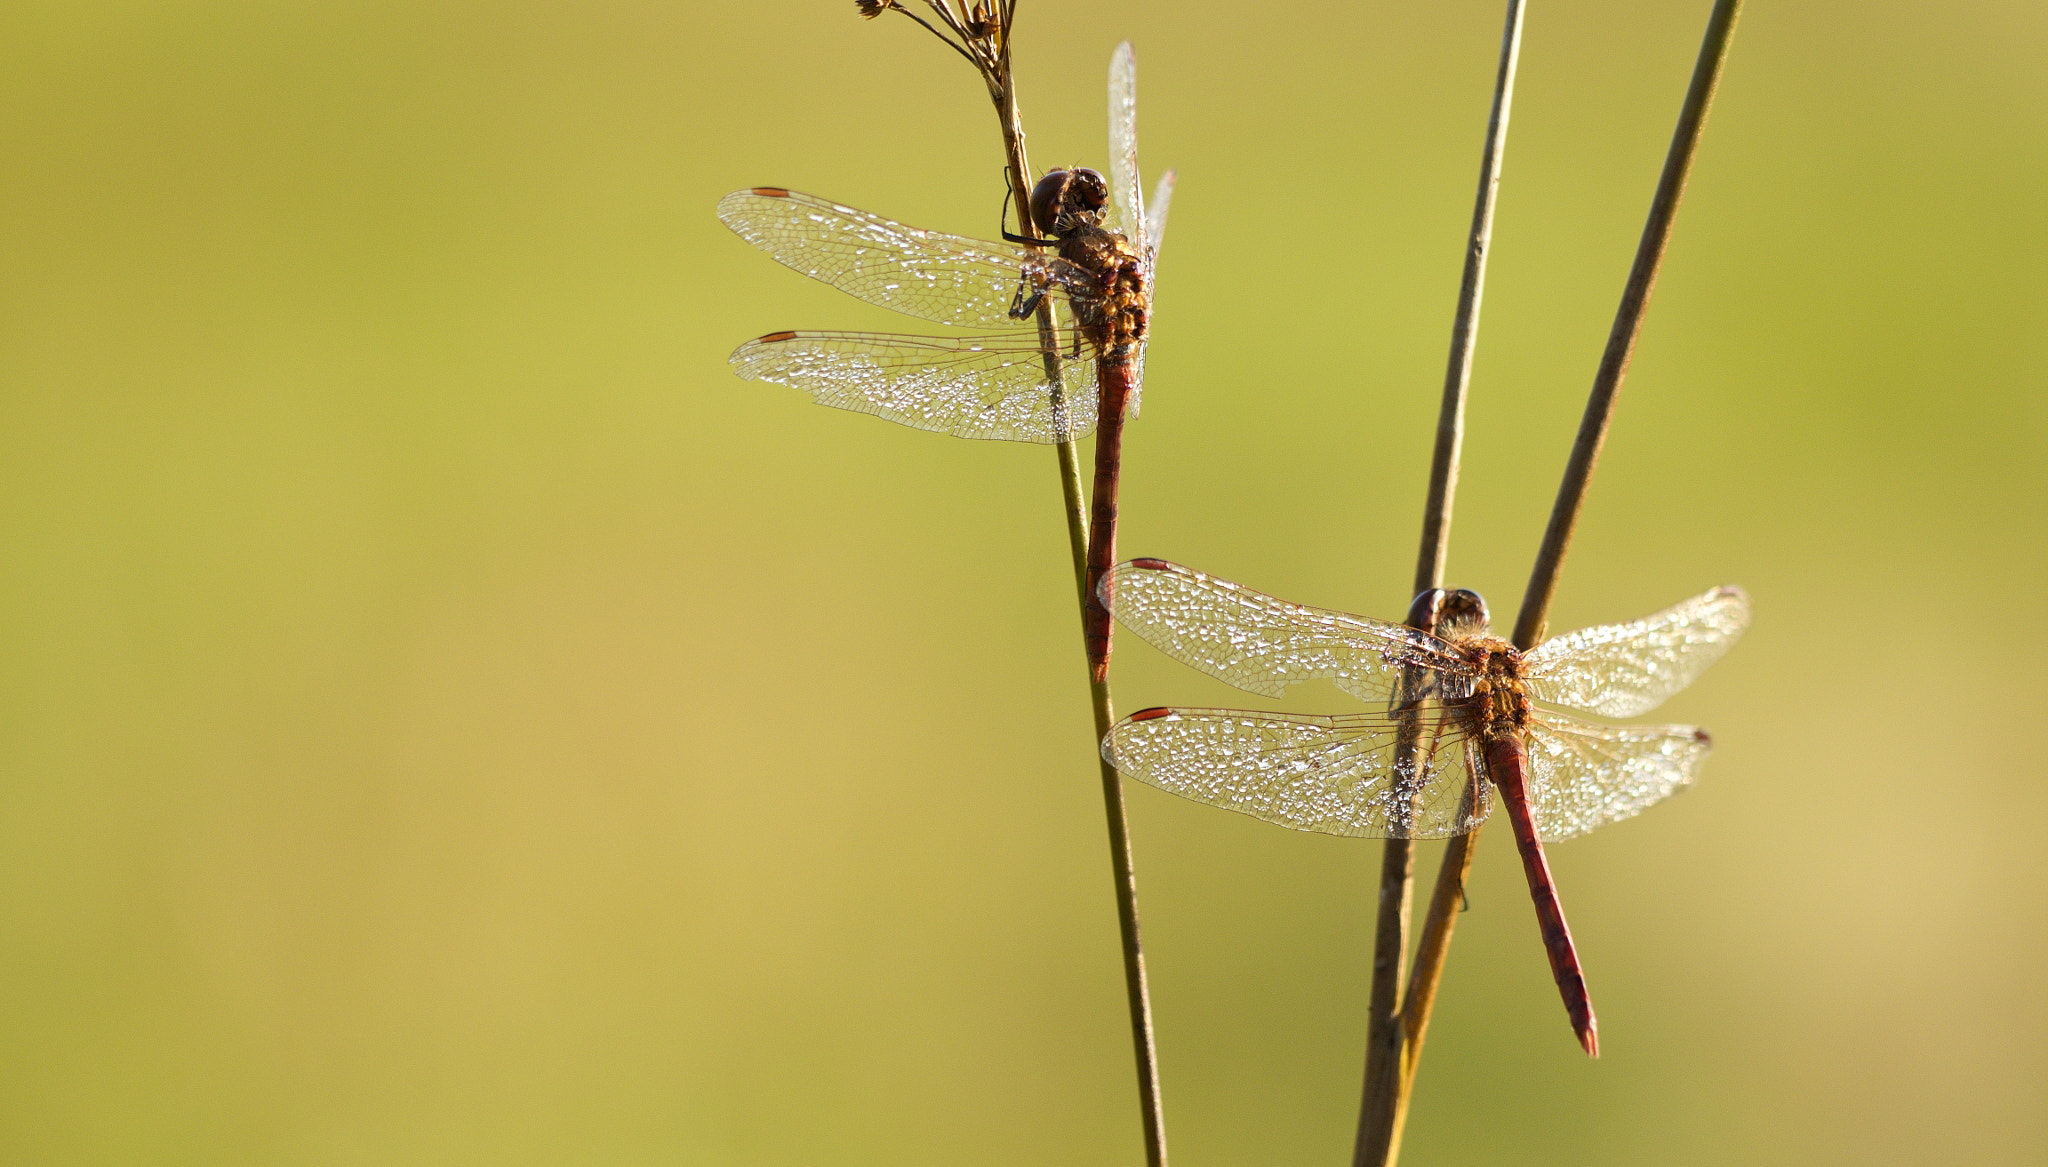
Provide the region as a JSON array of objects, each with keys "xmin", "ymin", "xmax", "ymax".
[
  {"xmin": 1437, "ymin": 589, "xmax": 1492, "ymax": 639},
  {"xmin": 1028, "ymin": 170, "xmax": 1074, "ymax": 236},
  {"xmin": 1066, "ymin": 168, "xmax": 1110, "ymax": 214}
]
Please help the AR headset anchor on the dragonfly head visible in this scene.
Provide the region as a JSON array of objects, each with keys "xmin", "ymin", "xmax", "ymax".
[
  {"xmin": 1406, "ymin": 587, "xmax": 1491, "ymax": 642},
  {"xmin": 1030, "ymin": 167, "xmax": 1110, "ymax": 238}
]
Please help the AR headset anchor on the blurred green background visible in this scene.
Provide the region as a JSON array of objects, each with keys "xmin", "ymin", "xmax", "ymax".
[{"xmin": 3, "ymin": 1, "xmax": 2044, "ymax": 1163}]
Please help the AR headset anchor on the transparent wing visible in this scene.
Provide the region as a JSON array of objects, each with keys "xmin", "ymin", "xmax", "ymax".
[
  {"xmin": 1145, "ymin": 170, "xmax": 1176, "ymax": 280},
  {"xmin": 1103, "ymin": 559, "xmax": 1473, "ymax": 702},
  {"xmin": 729, "ymin": 331, "xmax": 1100, "ymax": 443},
  {"xmin": 1104, "ymin": 708, "xmax": 1491, "ymax": 839},
  {"xmin": 1524, "ymin": 586, "xmax": 1750, "ymax": 717},
  {"xmin": 1522, "ymin": 714, "xmax": 1712, "ymax": 842},
  {"xmin": 1125, "ymin": 347, "xmax": 1145, "ymax": 423},
  {"xmin": 718, "ymin": 189, "xmax": 1092, "ymax": 330},
  {"xmin": 1107, "ymin": 43, "xmax": 1148, "ymax": 262}
]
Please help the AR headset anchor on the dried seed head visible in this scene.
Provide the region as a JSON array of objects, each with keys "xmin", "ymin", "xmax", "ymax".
[
  {"xmin": 964, "ymin": 1, "xmax": 998, "ymax": 39},
  {"xmin": 854, "ymin": 0, "xmax": 896, "ymax": 19}
]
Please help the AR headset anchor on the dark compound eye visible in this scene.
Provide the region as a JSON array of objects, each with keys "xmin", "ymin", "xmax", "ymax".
[
  {"xmin": 1065, "ymin": 168, "xmax": 1109, "ymax": 214},
  {"xmin": 1437, "ymin": 589, "xmax": 1492, "ymax": 639},
  {"xmin": 1029, "ymin": 167, "xmax": 1111, "ymax": 236},
  {"xmin": 1028, "ymin": 170, "xmax": 1074, "ymax": 236}
]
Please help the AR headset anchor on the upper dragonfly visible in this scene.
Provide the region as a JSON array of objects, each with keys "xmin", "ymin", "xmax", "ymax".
[
  {"xmin": 720, "ymin": 43, "xmax": 1173, "ymax": 683},
  {"xmin": 1098, "ymin": 559, "xmax": 1750, "ymax": 1056}
]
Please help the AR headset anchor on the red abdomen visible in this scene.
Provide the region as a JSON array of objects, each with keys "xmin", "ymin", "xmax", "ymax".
[
  {"xmin": 1083, "ymin": 357, "xmax": 1140, "ymax": 683},
  {"xmin": 1486, "ymin": 732, "xmax": 1600, "ymax": 1057}
]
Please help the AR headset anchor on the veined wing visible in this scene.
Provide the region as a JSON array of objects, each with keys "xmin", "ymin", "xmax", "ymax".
[
  {"xmin": 729, "ymin": 331, "xmax": 1100, "ymax": 443},
  {"xmin": 1102, "ymin": 559, "xmax": 1471, "ymax": 702},
  {"xmin": 1107, "ymin": 43, "xmax": 1148, "ymax": 262},
  {"xmin": 718, "ymin": 189, "xmax": 1091, "ymax": 330},
  {"xmin": 1108, "ymin": 46, "xmax": 1174, "ymax": 284},
  {"xmin": 1124, "ymin": 347, "xmax": 1146, "ymax": 423},
  {"xmin": 1522, "ymin": 714, "xmax": 1712, "ymax": 842},
  {"xmin": 1146, "ymin": 171, "xmax": 1176, "ymax": 279},
  {"xmin": 1105, "ymin": 707, "xmax": 1490, "ymax": 839},
  {"xmin": 1524, "ymin": 586, "xmax": 1750, "ymax": 717}
]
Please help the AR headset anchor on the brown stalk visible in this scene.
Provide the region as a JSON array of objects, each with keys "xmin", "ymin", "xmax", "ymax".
[
  {"xmin": 1352, "ymin": 3, "xmax": 1525, "ymax": 1165},
  {"xmin": 1383, "ymin": 2, "xmax": 1745, "ymax": 1162},
  {"xmin": 869, "ymin": 5, "xmax": 1167, "ymax": 1164}
]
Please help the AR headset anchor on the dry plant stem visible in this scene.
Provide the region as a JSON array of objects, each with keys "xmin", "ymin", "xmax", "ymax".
[
  {"xmin": 1352, "ymin": 4, "xmax": 1524, "ymax": 1166},
  {"xmin": 1390, "ymin": 2, "xmax": 1744, "ymax": 1159},
  {"xmin": 1412, "ymin": 0, "xmax": 1525, "ymax": 599},
  {"xmin": 1512, "ymin": 0, "xmax": 1744, "ymax": 650},
  {"xmin": 1353, "ymin": 834, "xmax": 1413, "ymax": 1167}
]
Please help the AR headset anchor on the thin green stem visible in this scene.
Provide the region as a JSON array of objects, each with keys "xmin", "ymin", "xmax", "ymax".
[
  {"xmin": 858, "ymin": 5, "xmax": 1163, "ymax": 1161},
  {"xmin": 993, "ymin": 56, "xmax": 1169, "ymax": 1167},
  {"xmin": 1353, "ymin": 3, "xmax": 1523, "ymax": 1165},
  {"xmin": 1394, "ymin": 0, "xmax": 1744, "ymax": 1153}
]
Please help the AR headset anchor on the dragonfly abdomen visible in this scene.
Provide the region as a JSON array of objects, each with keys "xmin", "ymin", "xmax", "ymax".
[
  {"xmin": 1487, "ymin": 732, "xmax": 1600, "ymax": 1057},
  {"xmin": 1084, "ymin": 356, "xmax": 1142, "ymax": 683}
]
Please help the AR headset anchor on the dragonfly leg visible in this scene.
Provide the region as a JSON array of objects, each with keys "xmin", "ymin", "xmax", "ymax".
[
  {"xmin": 1009, "ymin": 278, "xmax": 1047, "ymax": 320},
  {"xmin": 998, "ymin": 184, "xmax": 1059, "ymax": 247}
]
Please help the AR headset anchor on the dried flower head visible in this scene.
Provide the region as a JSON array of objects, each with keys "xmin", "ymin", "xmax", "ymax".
[
  {"xmin": 854, "ymin": 0, "xmax": 896, "ymax": 19},
  {"xmin": 964, "ymin": 1, "xmax": 997, "ymax": 40}
]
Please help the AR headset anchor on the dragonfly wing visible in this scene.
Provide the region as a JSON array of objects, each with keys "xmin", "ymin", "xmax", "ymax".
[
  {"xmin": 729, "ymin": 331, "xmax": 1099, "ymax": 443},
  {"xmin": 1105, "ymin": 708, "xmax": 1488, "ymax": 839},
  {"xmin": 1107, "ymin": 43, "xmax": 1148, "ymax": 260},
  {"xmin": 717, "ymin": 189, "xmax": 1089, "ymax": 330},
  {"xmin": 1125, "ymin": 346, "xmax": 1145, "ymax": 422},
  {"xmin": 1144, "ymin": 170, "xmax": 1176, "ymax": 281},
  {"xmin": 1524, "ymin": 586, "xmax": 1751, "ymax": 717},
  {"xmin": 1521, "ymin": 714, "xmax": 1713, "ymax": 842},
  {"xmin": 1102, "ymin": 559, "xmax": 1471, "ymax": 702}
]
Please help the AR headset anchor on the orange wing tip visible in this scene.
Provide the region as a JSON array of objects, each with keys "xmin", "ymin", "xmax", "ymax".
[
  {"xmin": 1691, "ymin": 728, "xmax": 1713, "ymax": 749},
  {"xmin": 1128, "ymin": 557, "xmax": 1172, "ymax": 571},
  {"xmin": 1128, "ymin": 707, "xmax": 1175, "ymax": 722},
  {"xmin": 753, "ymin": 331, "xmax": 798, "ymax": 343},
  {"xmin": 750, "ymin": 186, "xmax": 791, "ymax": 198}
]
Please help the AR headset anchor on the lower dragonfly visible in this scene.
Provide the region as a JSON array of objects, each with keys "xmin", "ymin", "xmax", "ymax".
[{"xmin": 1097, "ymin": 558, "xmax": 1750, "ymax": 1055}]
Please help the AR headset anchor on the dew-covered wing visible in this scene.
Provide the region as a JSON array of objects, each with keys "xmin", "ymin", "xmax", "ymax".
[
  {"xmin": 1524, "ymin": 586, "xmax": 1750, "ymax": 717},
  {"xmin": 1104, "ymin": 707, "xmax": 1489, "ymax": 839},
  {"xmin": 718, "ymin": 189, "xmax": 1090, "ymax": 330},
  {"xmin": 1145, "ymin": 171, "xmax": 1176, "ymax": 280},
  {"xmin": 1521, "ymin": 714, "xmax": 1712, "ymax": 841},
  {"xmin": 1107, "ymin": 42, "xmax": 1148, "ymax": 261},
  {"xmin": 1102, "ymin": 559, "xmax": 1470, "ymax": 702},
  {"xmin": 729, "ymin": 330, "xmax": 1100, "ymax": 443}
]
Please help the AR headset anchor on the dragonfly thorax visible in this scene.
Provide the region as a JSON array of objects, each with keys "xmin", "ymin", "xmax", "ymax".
[
  {"xmin": 1023, "ymin": 170, "xmax": 1148, "ymax": 360},
  {"xmin": 1458, "ymin": 635, "xmax": 1532, "ymax": 742},
  {"xmin": 1056, "ymin": 231, "xmax": 1148, "ymax": 357}
]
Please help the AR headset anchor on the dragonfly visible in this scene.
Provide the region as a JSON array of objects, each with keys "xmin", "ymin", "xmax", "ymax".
[
  {"xmin": 1097, "ymin": 558, "xmax": 1750, "ymax": 1056},
  {"xmin": 719, "ymin": 42, "xmax": 1173, "ymax": 683}
]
